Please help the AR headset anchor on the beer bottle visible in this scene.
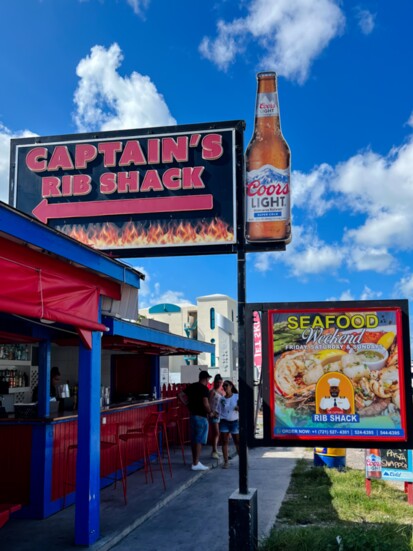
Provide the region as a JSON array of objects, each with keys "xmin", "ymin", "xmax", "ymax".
[
  {"xmin": 245, "ymin": 72, "xmax": 291, "ymax": 243},
  {"xmin": 365, "ymin": 448, "xmax": 382, "ymax": 479}
]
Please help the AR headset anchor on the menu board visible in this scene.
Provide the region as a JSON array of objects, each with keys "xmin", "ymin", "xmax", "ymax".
[
  {"xmin": 381, "ymin": 449, "xmax": 409, "ymax": 470},
  {"xmin": 380, "ymin": 449, "xmax": 413, "ymax": 482},
  {"xmin": 270, "ymin": 306, "xmax": 408, "ymax": 442}
]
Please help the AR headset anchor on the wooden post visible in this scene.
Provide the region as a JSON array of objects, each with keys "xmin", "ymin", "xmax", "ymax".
[
  {"xmin": 365, "ymin": 477, "xmax": 371, "ymax": 497},
  {"xmin": 406, "ymin": 483, "xmax": 413, "ymax": 505}
]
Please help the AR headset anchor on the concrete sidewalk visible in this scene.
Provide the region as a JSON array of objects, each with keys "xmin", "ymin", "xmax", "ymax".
[{"xmin": 0, "ymin": 446, "xmax": 304, "ymax": 551}]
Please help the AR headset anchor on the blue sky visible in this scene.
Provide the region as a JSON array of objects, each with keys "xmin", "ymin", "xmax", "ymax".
[{"xmin": 1, "ymin": 0, "xmax": 413, "ymax": 312}]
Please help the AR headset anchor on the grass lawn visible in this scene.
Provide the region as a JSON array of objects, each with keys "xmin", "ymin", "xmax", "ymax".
[{"xmin": 260, "ymin": 458, "xmax": 413, "ymax": 551}]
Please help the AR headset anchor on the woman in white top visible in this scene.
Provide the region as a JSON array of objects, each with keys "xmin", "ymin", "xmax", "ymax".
[{"xmin": 219, "ymin": 380, "xmax": 239, "ymax": 468}]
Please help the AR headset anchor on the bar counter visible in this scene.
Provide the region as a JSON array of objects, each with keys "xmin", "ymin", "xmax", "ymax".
[
  {"xmin": 0, "ymin": 397, "xmax": 176, "ymax": 423},
  {"xmin": 0, "ymin": 397, "xmax": 181, "ymax": 518}
]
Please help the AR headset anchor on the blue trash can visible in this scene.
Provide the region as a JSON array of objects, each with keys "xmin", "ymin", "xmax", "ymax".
[{"xmin": 314, "ymin": 447, "xmax": 346, "ymax": 468}]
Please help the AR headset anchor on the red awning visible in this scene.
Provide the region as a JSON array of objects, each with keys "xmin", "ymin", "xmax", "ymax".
[{"xmin": 0, "ymin": 236, "xmax": 119, "ymax": 333}]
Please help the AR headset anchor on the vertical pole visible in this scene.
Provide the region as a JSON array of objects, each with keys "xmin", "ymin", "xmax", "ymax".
[
  {"xmin": 29, "ymin": 333, "xmax": 53, "ymax": 518},
  {"xmin": 229, "ymin": 250, "xmax": 258, "ymax": 551},
  {"xmin": 75, "ymin": 330, "xmax": 102, "ymax": 546},
  {"xmin": 365, "ymin": 478, "xmax": 371, "ymax": 497},
  {"xmin": 407, "ymin": 483, "xmax": 413, "ymax": 505},
  {"xmin": 238, "ymin": 250, "xmax": 248, "ymax": 494},
  {"xmin": 37, "ymin": 339, "xmax": 51, "ymax": 418}
]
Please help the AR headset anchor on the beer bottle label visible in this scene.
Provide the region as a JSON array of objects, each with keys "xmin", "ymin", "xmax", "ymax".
[
  {"xmin": 256, "ymin": 93, "xmax": 279, "ymax": 118},
  {"xmin": 246, "ymin": 164, "xmax": 290, "ymax": 223}
]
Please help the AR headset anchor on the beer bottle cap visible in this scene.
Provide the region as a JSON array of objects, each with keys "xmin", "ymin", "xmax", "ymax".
[{"xmin": 257, "ymin": 71, "xmax": 276, "ymax": 79}]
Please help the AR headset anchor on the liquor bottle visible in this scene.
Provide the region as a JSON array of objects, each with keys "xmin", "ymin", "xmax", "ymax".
[{"xmin": 245, "ymin": 71, "xmax": 291, "ymax": 243}]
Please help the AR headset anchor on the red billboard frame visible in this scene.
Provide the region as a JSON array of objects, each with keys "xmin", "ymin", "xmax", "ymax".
[{"xmin": 269, "ymin": 306, "xmax": 407, "ymax": 444}]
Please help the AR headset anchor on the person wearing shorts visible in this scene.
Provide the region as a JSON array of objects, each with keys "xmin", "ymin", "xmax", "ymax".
[
  {"xmin": 209, "ymin": 374, "xmax": 224, "ymax": 459},
  {"xmin": 180, "ymin": 370, "xmax": 213, "ymax": 471},
  {"xmin": 219, "ymin": 380, "xmax": 240, "ymax": 469}
]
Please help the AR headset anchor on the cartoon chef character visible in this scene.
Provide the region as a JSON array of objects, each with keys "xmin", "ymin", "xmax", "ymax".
[{"xmin": 319, "ymin": 377, "xmax": 351, "ymax": 414}]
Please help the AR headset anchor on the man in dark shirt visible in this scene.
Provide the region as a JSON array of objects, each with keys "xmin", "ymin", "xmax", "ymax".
[{"xmin": 181, "ymin": 370, "xmax": 213, "ymax": 471}]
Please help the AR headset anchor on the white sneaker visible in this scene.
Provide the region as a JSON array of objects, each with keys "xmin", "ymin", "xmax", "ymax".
[
  {"xmin": 191, "ymin": 462, "xmax": 209, "ymax": 471},
  {"xmin": 211, "ymin": 452, "xmax": 220, "ymax": 459}
]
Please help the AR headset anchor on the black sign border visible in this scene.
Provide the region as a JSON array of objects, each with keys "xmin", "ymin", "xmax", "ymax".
[
  {"xmin": 246, "ymin": 299, "xmax": 413, "ymax": 449},
  {"xmin": 9, "ymin": 120, "xmax": 287, "ymax": 257}
]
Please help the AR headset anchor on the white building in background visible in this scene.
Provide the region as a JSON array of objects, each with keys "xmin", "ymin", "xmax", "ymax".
[{"xmin": 139, "ymin": 294, "xmax": 238, "ymax": 384}]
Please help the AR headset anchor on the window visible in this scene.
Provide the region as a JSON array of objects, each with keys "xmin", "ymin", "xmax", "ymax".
[
  {"xmin": 210, "ymin": 307, "xmax": 215, "ymax": 330},
  {"xmin": 210, "ymin": 339, "xmax": 216, "ymax": 367}
]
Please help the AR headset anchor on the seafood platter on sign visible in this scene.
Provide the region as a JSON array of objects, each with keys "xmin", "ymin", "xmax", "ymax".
[{"xmin": 269, "ymin": 304, "xmax": 411, "ymax": 444}]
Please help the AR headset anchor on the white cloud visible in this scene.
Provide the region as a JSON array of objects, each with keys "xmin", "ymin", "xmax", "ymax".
[
  {"xmin": 292, "ymin": 137, "xmax": 413, "ymax": 252},
  {"xmin": 254, "ymin": 132, "xmax": 413, "ymax": 277},
  {"xmin": 199, "ymin": 20, "xmax": 245, "ymax": 72},
  {"xmin": 394, "ymin": 274, "xmax": 413, "ymax": 300},
  {"xmin": 73, "ymin": 43, "xmax": 176, "ymax": 132},
  {"xmin": 0, "ymin": 123, "xmax": 37, "ymax": 203},
  {"xmin": 200, "ymin": 0, "xmax": 345, "ymax": 82},
  {"xmin": 407, "ymin": 112, "xmax": 413, "ymax": 128},
  {"xmin": 286, "ymin": 241, "xmax": 344, "ymax": 277},
  {"xmin": 360, "ymin": 285, "xmax": 382, "ymax": 301},
  {"xmin": 356, "ymin": 8, "xmax": 376, "ymax": 35},
  {"xmin": 292, "ymin": 163, "xmax": 335, "ymax": 216},
  {"xmin": 326, "ymin": 286, "xmax": 382, "ymax": 302},
  {"xmin": 126, "ymin": 0, "xmax": 149, "ymax": 16},
  {"xmin": 254, "ymin": 225, "xmax": 344, "ymax": 276},
  {"xmin": 336, "ymin": 289, "xmax": 355, "ymax": 301},
  {"xmin": 347, "ymin": 246, "xmax": 396, "ymax": 274}
]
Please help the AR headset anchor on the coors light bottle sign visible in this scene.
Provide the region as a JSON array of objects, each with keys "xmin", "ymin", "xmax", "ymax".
[{"xmin": 245, "ymin": 72, "xmax": 291, "ymax": 244}]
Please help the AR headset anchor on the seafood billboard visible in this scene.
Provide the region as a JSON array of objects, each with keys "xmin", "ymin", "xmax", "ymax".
[{"xmin": 270, "ymin": 307, "xmax": 408, "ymax": 442}]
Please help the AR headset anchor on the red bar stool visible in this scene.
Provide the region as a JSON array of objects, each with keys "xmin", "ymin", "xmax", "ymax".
[
  {"xmin": 164, "ymin": 406, "xmax": 186, "ymax": 465},
  {"xmin": 63, "ymin": 422, "xmax": 127, "ymax": 507},
  {"xmin": 100, "ymin": 422, "xmax": 127, "ymax": 504},
  {"xmin": 0, "ymin": 504, "xmax": 22, "ymax": 529},
  {"xmin": 177, "ymin": 407, "xmax": 191, "ymax": 447},
  {"xmin": 119, "ymin": 411, "xmax": 166, "ymax": 503},
  {"xmin": 157, "ymin": 411, "xmax": 173, "ymax": 477}
]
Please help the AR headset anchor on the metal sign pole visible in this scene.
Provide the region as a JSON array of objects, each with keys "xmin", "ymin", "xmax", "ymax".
[
  {"xmin": 228, "ymin": 250, "xmax": 258, "ymax": 551},
  {"xmin": 237, "ymin": 249, "xmax": 248, "ymax": 495}
]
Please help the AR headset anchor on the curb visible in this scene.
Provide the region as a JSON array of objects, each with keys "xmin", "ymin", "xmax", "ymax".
[
  {"xmin": 94, "ymin": 469, "xmax": 205, "ymax": 551},
  {"xmin": 93, "ymin": 451, "xmax": 234, "ymax": 551}
]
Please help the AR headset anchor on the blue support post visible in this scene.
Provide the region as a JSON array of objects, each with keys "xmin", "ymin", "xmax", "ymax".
[
  {"xmin": 37, "ymin": 339, "xmax": 51, "ymax": 417},
  {"xmin": 75, "ymin": 331, "xmax": 102, "ymax": 546},
  {"xmin": 29, "ymin": 424, "xmax": 54, "ymax": 518}
]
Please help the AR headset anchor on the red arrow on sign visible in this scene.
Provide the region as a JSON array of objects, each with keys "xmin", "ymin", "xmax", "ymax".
[{"xmin": 32, "ymin": 194, "xmax": 214, "ymax": 224}]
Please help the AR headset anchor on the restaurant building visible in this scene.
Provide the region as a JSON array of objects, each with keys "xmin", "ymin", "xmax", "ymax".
[{"xmin": 0, "ymin": 201, "xmax": 213, "ymax": 545}]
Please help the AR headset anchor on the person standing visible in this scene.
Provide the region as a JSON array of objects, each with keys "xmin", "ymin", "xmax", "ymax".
[
  {"xmin": 50, "ymin": 366, "xmax": 61, "ymax": 398},
  {"xmin": 209, "ymin": 374, "xmax": 223, "ymax": 459},
  {"xmin": 219, "ymin": 380, "xmax": 240, "ymax": 469},
  {"xmin": 180, "ymin": 370, "xmax": 213, "ymax": 471},
  {"xmin": 32, "ymin": 365, "xmax": 61, "ymax": 402}
]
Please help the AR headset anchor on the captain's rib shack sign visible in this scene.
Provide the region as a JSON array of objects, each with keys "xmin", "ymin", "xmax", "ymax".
[{"xmin": 10, "ymin": 121, "xmax": 243, "ymax": 257}]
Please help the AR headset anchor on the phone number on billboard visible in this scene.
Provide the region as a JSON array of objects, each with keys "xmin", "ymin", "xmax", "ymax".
[{"xmin": 275, "ymin": 428, "xmax": 405, "ymax": 437}]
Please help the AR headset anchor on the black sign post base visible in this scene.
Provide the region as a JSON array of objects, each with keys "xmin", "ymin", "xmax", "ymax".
[{"xmin": 229, "ymin": 488, "xmax": 258, "ymax": 551}]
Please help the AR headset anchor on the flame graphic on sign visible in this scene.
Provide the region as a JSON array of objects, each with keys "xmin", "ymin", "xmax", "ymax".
[{"xmin": 57, "ymin": 218, "xmax": 234, "ymax": 249}]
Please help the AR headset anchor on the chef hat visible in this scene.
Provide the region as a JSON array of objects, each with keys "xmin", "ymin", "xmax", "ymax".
[{"xmin": 328, "ymin": 378, "xmax": 340, "ymax": 387}]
